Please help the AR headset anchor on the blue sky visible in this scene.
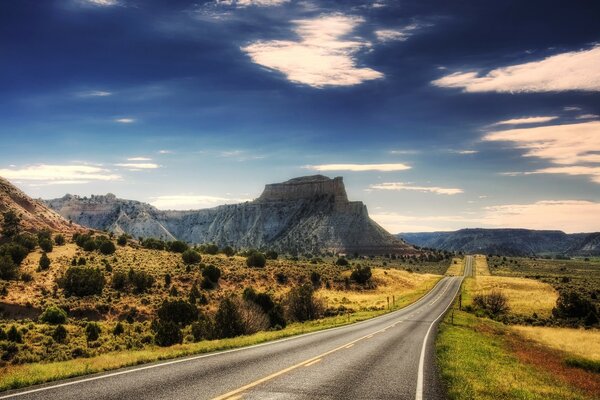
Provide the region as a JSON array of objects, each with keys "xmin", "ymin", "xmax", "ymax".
[{"xmin": 0, "ymin": 0, "xmax": 599, "ymax": 233}]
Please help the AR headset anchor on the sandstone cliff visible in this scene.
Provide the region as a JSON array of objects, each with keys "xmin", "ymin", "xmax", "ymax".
[{"xmin": 46, "ymin": 175, "xmax": 414, "ymax": 255}]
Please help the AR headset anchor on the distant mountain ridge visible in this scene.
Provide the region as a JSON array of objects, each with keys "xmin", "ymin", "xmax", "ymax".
[
  {"xmin": 399, "ymin": 228, "xmax": 599, "ymax": 256},
  {"xmin": 46, "ymin": 175, "xmax": 415, "ymax": 255}
]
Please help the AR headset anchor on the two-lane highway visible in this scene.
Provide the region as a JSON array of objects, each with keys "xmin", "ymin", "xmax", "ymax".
[{"xmin": 1, "ymin": 266, "xmax": 467, "ymax": 400}]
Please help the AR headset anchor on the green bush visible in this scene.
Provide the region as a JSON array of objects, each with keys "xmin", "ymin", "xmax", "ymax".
[
  {"xmin": 168, "ymin": 241, "xmax": 189, "ymax": 253},
  {"xmin": 112, "ymin": 271, "xmax": 128, "ymax": 290},
  {"xmin": 222, "ymin": 246, "xmax": 235, "ymax": 257},
  {"xmin": 39, "ymin": 238, "xmax": 53, "ymax": 253},
  {"xmin": 1, "ymin": 211, "xmax": 21, "ymax": 238},
  {"xmin": 285, "ymin": 283, "xmax": 322, "ymax": 322},
  {"xmin": 0, "ymin": 243, "xmax": 30, "ymax": 265},
  {"xmin": 99, "ymin": 240, "xmax": 116, "ymax": 255},
  {"xmin": 39, "ymin": 305, "xmax": 68, "ymax": 324},
  {"xmin": 154, "ymin": 320, "xmax": 182, "ymax": 347},
  {"xmin": 7, "ymin": 325, "xmax": 22, "ymax": 343},
  {"xmin": 243, "ymin": 288, "xmax": 286, "ymax": 328},
  {"xmin": 128, "ymin": 269, "xmax": 155, "ymax": 293},
  {"xmin": 214, "ymin": 297, "xmax": 244, "ymax": 338},
  {"xmin": 117, "ymin": 234, "xmax": 128, "ymax": 246},
  {"xmin": 0, "ymin": 255, "xmax": 18, "ymax": 280},
  {"xmin": 15, "ymin": 233, "xmax": 38, "ymax": 251},
  {"xmin": 82, "ymin": 239, "xmax": 97, "ymax": 252},
  {"xmin": 265, "ymin": 250, "xmax": 278, "ymax": 260},
  {"xmin": 141, "ymin": 238, "xmax": 166, "ymax": 250},
  {"xmin": 335, "ymin": 257, "xmax": 349, "ymax": 267},
  {"xmin": 553, "ymin": 291, "xmax": 596, "ymax": 320},
  {"xmin": 38, "ymin": 252, "xmax": 51, "ymax": 271},
  {"xmin": 85, "ymin": 322, "xmax": 101, "ymax": 342},
  {"xmin": 113, "ymin": 322, "xmax": 125, "ymax": 336},
  {"xmin": 246, "ymin": 252, "xmax": 266, "ymax": 268},
  {"xmin": 62, "ymin": 267, "xmax": 105, "ymax": 296},
  {"xmin": 54, "ymin": 234, "xmax": 65, "ymax": 246},
  {"xmin": 202, "ymin": 244, "xmax": 219, "ymax": 255},
  {"xmin": 350, "ymin": 265, "xmax": 372, "ymax": 284},
  {"xmin": 182, "ymin": 249, "xmax": 201, "ymax": 265},
  {"xmin": 52, "ymin": 325, "xmax": 68, "ymax": 343},
  {"xmin": 202, "ymin": 264, "xmax": 221, "ymax": 284},
  {"xmin": 157, "ymin": 300, "xmax": 198, "ymax": 326}
]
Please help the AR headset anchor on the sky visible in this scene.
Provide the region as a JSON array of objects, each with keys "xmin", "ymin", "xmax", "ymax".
[{"xmin": 0, "ymin": 0, "xmax": 599, "ymax": 233}]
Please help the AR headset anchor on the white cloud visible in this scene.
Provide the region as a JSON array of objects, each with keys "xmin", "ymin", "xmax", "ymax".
[
  {"xmin": 84, "ymin": 0, "xmax": 118, "ymax": 6},
  {"xmin": 242, "ymin": 14, "xmax": 383, "ymax": 88},
  {"xmin": 127, "ymin": 157, "xmax": 152, "ymax": 161},
  {"xmin": 389, "ymin": 149, "xmax": 420, "ymax": 155},
  {"xmin": 114, "ymin": 118, "xmax": 135, "ymax": 124},
  {"xmin": 371, "ymin": 212, "xmax": 474, "ymax": 233},
  {"xmin": 576, "ymin": 114, "xmax": 599, "ymax": 120},
  {"xmin": 305, "ymin": 163, "xmax": 411, "ymax": 172},
  {"xmin": 77, "ymin": 90, "xmax": 112, "ymax": 97},
  {"xmin": 432, "ymin": 45, "xmax": 600, "ymax": 93},
  {"xmin": 217, "ymin": 0, "xmax": 289, "ymax": 6},
  {"xmin": 491, "ymin": 116, "xmax": 559, "ymax": 126},
  {"xmin": 158, "ymin": 150, "xmax": 173, "ymax": 154},
  {"xmin": 375, "ymin": 23, "xmax": 420, "ymax": 42},
  {"xmin": 150, "ymin": 195, "xmax": 250, "ymax": 210},
  {"xmin": 114, "ymin": 163, "xmax": 160, "ymax": 170},
  {"xmin": 480, "ymin": 200, "xmax": 600, "ymax": 233},
  {"xmin": 483, "ymin": 121, "xmax": 600, "ymax": 183},
  {"xmin": 564, "ymin": 106, "xmax": 581, "ymax": 112},
  {"xmin": 0, "ymin": 164, "xmax": 121, "ymax": 183},
  {"xmin": 370, "ymin": 182, "xmax": 463, "ymax": 195},
  {"xmin": 454, "ymin": 150, "xmax": 478, "ymax": 155}
]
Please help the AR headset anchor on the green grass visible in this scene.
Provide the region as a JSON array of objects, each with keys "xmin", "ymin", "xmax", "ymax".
[
  {"xmin": 0, "ymin": 275, "xmax": 440, "ymax": 392},
  {"xmin": 436, "ymin": 309, "xmax": 590, "ymax": 400},
  {"xmin": 564, "ymin": 357, "xmax": 600, "ymax": 374}
]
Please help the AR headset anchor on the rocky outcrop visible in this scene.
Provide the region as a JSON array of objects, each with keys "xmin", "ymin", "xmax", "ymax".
[
  {"xmin": 0, "ymin": 177, "xmax": 83, "ymax": 235},
  {"xmin": 46, "ymin": 175, "xmax": 415, "ymax": 255}
]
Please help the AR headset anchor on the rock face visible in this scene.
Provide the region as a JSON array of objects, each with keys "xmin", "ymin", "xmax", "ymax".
[
  {"xmin": 46, "ymin": 175, "xmax": 414, "ymax": 255},
  {"xmin": 399, "ymin": 228, "xmax": 600, "ymax": 257},
  {"xmin": 0, "ymin": 177, "xmax": 83, "ymax": 235}
]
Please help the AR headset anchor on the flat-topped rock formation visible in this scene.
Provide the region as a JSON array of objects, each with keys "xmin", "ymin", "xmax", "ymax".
[{"xmin": 46, "ymin": 175, "xmax": 415, "ymax": 255}]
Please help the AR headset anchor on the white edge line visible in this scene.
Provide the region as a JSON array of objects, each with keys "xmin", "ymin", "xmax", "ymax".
[
  {"xmin": 415, "ymin": 277, "xmax": 462, "ymax": 400},
  {"xmin": 1, "ymin": 277, "xmax": 452, "ymax": 399}
]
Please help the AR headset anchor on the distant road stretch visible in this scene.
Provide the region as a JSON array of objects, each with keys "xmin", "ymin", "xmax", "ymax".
[{"xmin": 2, "ymin": 266, "xmax": 468, "ymax": 400}]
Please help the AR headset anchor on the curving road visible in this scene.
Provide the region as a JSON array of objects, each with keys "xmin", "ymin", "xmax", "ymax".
[{"xmin": 1, "ymin": 263, "xmax": 468, "ymax": 400}]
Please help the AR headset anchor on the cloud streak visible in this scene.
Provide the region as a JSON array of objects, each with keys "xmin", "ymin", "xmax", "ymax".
[
  {"xmin": 150, "ymin": 194, "xmax": 251, "ymax": 210},
  {"xmin": 305, "ymin": 163, "xmax": 411, "ymax": 172},
  {"xmin": 0, "ymin": 164, "xmax": 121, "ymax": 183},
  {"xmin": 491, "ymin": 116, "xmax": 559, "ymax": 126},
  {"xmin": 432, "ymin": 45, "xmax": 600, "ymax": 93},
  {"xmin": 242, "ymin": 14, "xmax": 383, "ymax": 88},
  {"xmin": 370, "ymin": 182, "xmax": 463, "ymax": 195}
]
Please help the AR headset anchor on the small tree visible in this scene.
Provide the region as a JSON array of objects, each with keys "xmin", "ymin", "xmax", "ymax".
[
  {"xmin": 350, "ymin": 265, "xmax": 372, "ymax": 284},
  {"xmin": 214, "ymin": 297, "xmax": 245, "ymax": 338},
  {"xmin": 285, "ymin": 283, "xmax": 322, "ymax": 322},
  {"xmin": 39, "ymin": 238, "xmax": 53, "ymax": 253},
  {"xmin": 157, "ymin": 300, "xmax": 198, "ymax": 326},
  {"xmin": 62, "ymin": 267, "xmax": 105, "ymax": 296},
  {"xmin": 203, "ymin": 244, "xmax": 219, "ymax": 255},
  {"xmin": 1, "ymin": 211, "xmax": 21, "ymax": 238},
  {"xmin": 168, "ymin": 240, "xmax": 188, "ymax": 253},
  {"xmin": 117, "ymin": 234, "xmax": 128, "ymax": 246},
  {"xmin": 473, "ymin": 290, "xmax": 510, "ymax": 317},
  {"xmin": 265, "ymin": 250, "xmax": 278, "ymax": 260},
  {"xmin": 113, "ymin": 322, "xmax": 125, "ymax": 336},
  {"xmin": 335, "ymin": 257, "xmax": 349, "ymax": 267},
  {"xmin": 553, "ymin": 291, "xmax": 595, "ymax": 319},
  {"xmin": 0, "ymin": 255, "xmax": 18, "ymax": 280},
  {"xmin": 7, "ymin": 325, "xmax": 22, "ymax": 343},
  {"xmin": 202, "ymin": 265, "xmax": 221, "ymax": 284},
  {"xmin": 154, "ymin": 320, "xmax": 182, "ymax": 347},
  {"xmin": 52, "ymin": 325, "xmax": 68, "ymax": 343},
  {"xmin": 39, "ymin": 305, "xmax": 68, "ymax": 324},
  {"xmin": 182, "ymin": 249, "xmax": 201, "ymax": 265},
  {"xmin": 85, "ymin": 322, "xmax": 101, "ymax": 342},
  {"xmin": 54, "ymin": 234, "xmax": 65, "ymax": 246},
  {"xmin": 99, "ymin": 240, "xmax": 116, "ymax": 255},
  {"xmin": 39, "ymin": 252, "xmax": 51, "ymax": 271},
  {"xmin": 246, "ymin": 252, "xmax": 266, "ymax": 268},
  {"xmin": 222, "ymin": 246, "xmax": 235, "ymax": 257}
]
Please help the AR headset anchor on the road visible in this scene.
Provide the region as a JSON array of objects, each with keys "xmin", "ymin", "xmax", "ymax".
[{"xmin": 1, "ymin": 263, "xmax": 468, "ymax": 400}]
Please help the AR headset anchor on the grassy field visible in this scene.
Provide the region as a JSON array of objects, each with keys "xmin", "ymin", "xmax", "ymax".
[
  {"xmin": 464, "ymin": 275, "xmax": 558, "ymax": 317},
  {"xmin": 512, "ymin": 326, "xmax": 600, "ymax": 361},
  {"xmin": 445, "ymin": 257, "xmax": 464, "ymax": 276},
  {"xmin": 473, "ymin": 255, "xmax": 490, "ymax": 276}
]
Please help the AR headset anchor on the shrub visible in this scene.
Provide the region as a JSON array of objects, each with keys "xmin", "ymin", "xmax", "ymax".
[
  {"xmin": 39, "ymin": 238, "xmax": 53, "ymax": 253},
  {"xmin": 191, "ymin": 316, "xmax": 214, "ymax": 342},
  {"xmin": 246, "ymin": 252, "xmax": 266, "ymax": 268},
  {"xmin": 164, "ymin": 273, "xmax": 171, "ymax": 287},
  {"xmin": 113, "ymin": 322, "xmax": 125, "ymax": 336},
  {"xmin": 7, "ymin": 325, "xmax": 22, "ymax": 343},
  {"xmin": 239, "ymin": 300, "xmax": 270, "ymax": 334},
  {"xmin": 0, "ymin": 255, "xmax": 18, "ymax": 280},
  {"xmin": 157, "ymin": 300, "xmax": 198, "ymax": 326},
  {"xmin": 202, "ymin": 243, "xmax": 219, "ymax": 255},
  {"xmin": 128, "ymin": 269, "xmax": 154, "ymax": 293},
  {"xmin": 154, "ymin": 320, "xmax": 182, "ymax": 347},
  {"xmin": 83, "ymin": 239, "xmax": 97, "ymax": 252},
  {"xmin": 62, "ymin": 267, "xmax": 105, "ymax": 296},
  {"xmin": 141, "ymin": 238, "xmax": 166, "ymax": 250},
  {"xmin": 553, "ymin": 291, "xmax": 596, "ymax": 319},
  {"xmin": 1, "ymin": 211, "xmax": 21, "ymax": 238},
  {"xmin": 285, "ymin": 283, "xmax": 323, "ymax": 322},
  {"xmin": 112, "ymin": 271, "xmax": 128, "ymax": 290},
  {"xmin": 202, "ymin": 264, "xmax": 221, "ymax": 284},
  {"xmin": 38, "ymin": 252, "xmax": 51, "ymax": 271},
  {"xmin": 99, "ymin": 240, "xmax": 116, "ymax": 255},
  {"xmin": 243, "ymin": 288, "xmax": 286, "ymax": 328},
  {"xmin": 168, "ymin": 241, "xmax": 189, "ymax": 253},
  {"xmin": 335, "ymin": 257, "xmax": 349, "ymax": 267},
  {"xmin": 214, "ymin": 297, "xmax": 245, "ymax": 338},
  {"xmin": 473, "ymin": 290, "xmax": 510, "ymax": 316},
  {"xmin": 117, "ymin": 234, "xmax": 128, "ymax": 246},
  {"xmin": 0, "ymin": 243, "xmax": 30, "ymax": 265},
  {"xmin": 265, "ymin": 250, "xmax": 278, "ymax": 260},
  {"xmin": 85, "ymin": 322, "xmax": 101, "ymax": 342},
  {"xmin": 310, "ymin": 271, "xmax": 321, "ymax": 286},
  {"xmin": 182, "ymin": 249, "xmax": 201, "ymax": 265},
  {"xmin": 52, "ymin": 325, "xmax": 68, "ymax": 343},
  {"xmin": 15, "ymin": 233, "xmax": 38, "ymax": 251},
  {"xmin": 39, "ymin": 305, "xmax": 68, "ymax": 324},
  {"xmin": 222, "ymin": 246, "xmax": 235, "ymax": 257},
  {"xmin": 350, "ymin": 265, "xmax": 372, "ymax": 284},
  {"xmin": 54, "ymin": 234, "xmax": 65, "ymax": 246}
]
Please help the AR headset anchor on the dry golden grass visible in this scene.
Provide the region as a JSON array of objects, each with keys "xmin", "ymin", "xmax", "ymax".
[
  {"xmin": 445, "ymin": 257, "xmax": 464, "ymax": 276},
  {"xmin": 318, "ymin": 269, "xmax": 440, "ymax": 311},
  {"xmin": 466, "ymin": 276, "xmax": 558, "ymax": 317},
  {"xmin": 512, "ymin": 326, "xmax": 600, "ymax": 361},
  {"xmin": 474, "ymin": 254, "xmax": 490, "ymax": 276}
]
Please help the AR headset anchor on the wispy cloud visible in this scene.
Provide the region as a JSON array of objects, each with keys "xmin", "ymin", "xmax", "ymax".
[
  {"xmin": 77, "ymin": 90, "xmax": 112, "ymax": 97},
  {"xmin": 83, "ymin": 0, "xmax": 118, "ymax": 6},
  {"xmin": 114, "ymin": 163, "xmax": 160, "ymax": 170},
  {"xmin": 483, "ymin": 121, "xmax": 600, "ymax": 183},
  {"xmin": 127, "ymin": 157, "xmax": 152, "ymax": 161},
  {"xmin": 150, "ymin": 194, "xmax": 251, "ymax": 210},
  {"xmin": 490, "ymin": 116, "xmax": 559, "ymax": 126},
  {"xmin": 375, "ymin": 23, "xmax": 422, "ymax": 42},
  {"xmin": 242, "ymin": 14, "xmax": 383, "ymax": 88},
  {"xmin": 0, "ymin": 164, "xmax": 121, "ymax": 183},
  {"xmin": 432, "ymin": 45, "xmax": 600, "ymax": 93},
  {"xmin": 114, "ymin": 118, "xmax": 135, "ymax": 124},
  {"xmin": 305, "ymin": 163, "xmax": 411, "ymax": 172},
  {"xmin": 216, "ymin": 0, "xmax": 289, "ymax": 7},
  {"xmin": 389, "ymin": 149, "xmax": 420, "ymax": 155},
  {"xmin": 370, "ymin": 182, "xmax": 463, "ymax": 195},
  {"xmin": 576, "ymin": 114, "xmax": 599, "ymax": 120},
  {"xmin": 158, "ymin": 150, "xmax": 173, "ymax": 154},
  {"xmin": 453, "ymin": 149, "xmax": 478, "ymax": 155}
]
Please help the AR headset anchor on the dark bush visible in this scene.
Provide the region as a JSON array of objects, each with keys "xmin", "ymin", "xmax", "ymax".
[
  {"xmin": 214, "ymin": 297, "xmax": 245, "ymax": 338},
  {"xmin": 222, "ymin": 246, "xmax": 235, "ymax": 257},
  {"xmin": 285, "ymin": 283, "xmax": 323, "ymax": 322},
  {"xmin": 39, "ymin": 305, "xmax": 68, "ymax": 324},
  {"xmin": 39, "ymin": 238, "xmax": 53, "ymax": 253},
  {"xmin": 350, "ymin": 265, "xmax": 372, "ymax": 284},
  {"xmin": 7, "ymin": 325, "xmax": 22, "ymax": 343},
  {"xmin": 83, "ymin": 239, "xmax": 97, "ymax": 252},
  {"xmin": 553, "ymin": 291, "xmax": 596, "ymax": 319},
  {"xmin": 191, "ymin": 316, "xmax": 214, "ymax": 342},
  {"xmin": 310, "ymin": 271, "xmax": 321, "ymax": 287},
  {"xmin": 243, "ymin": 288, "xmax": 286, "ymax": 329},
  {"xmin": 112, "ymin": 271, "xmax": 128, "ymax": 290},
  {"xmin": 15, "ymin": 233, "xmax": 38, "ymax": 251},
  {"xmin": 1, "ymin": 211, "xmax": 21, "ymax": 238},
  {"xmin": 113, "ymin": 322, "xmax": 125, "ymax": 336},
  {"xmin": 473, "ymin": 290, "xmax": 510, "ymax": 316},
  {"xmin": 52, "ymin": 324, "xmax": 68, "ymax": 343},
  {"xmin": 141, "ymin": 238, "xmax": 166, "ymax": 250},
  {"xmin": 85, "ymin": 322, "xmax": 101, "ymax": 341},
  {"xmin": 54, "ymin": 234, "xmax": 65, "ymax": 246},
  {"xmin": 157, "ymin": 300, "xmax": 198, "ymax": 326},
  {"xmin": 201, "ymin": 243, "xmax": 219, "ymax": 255},
  {"xmin": 0, "ymin": 255, "xmax": 18, "ymax": 280},
  {"xmin": 202, "ymin": 264, "xmax": 221, "ymax": 284},
  {"xmin": 99, "ymin": 240, "xmax": 116, "ymax": 255},
  {"xmin": 265, "ymin": 250, "xmax": 278, "ymax": 260},
  {"xmin": 182, "ymin": 249, "xmax": 201, "ymax": 265},
  {"xmin": 246, "ymin": 252, "xmax": 266, "ymax": 268},
  {"xmin": 38, "ymin": 252, "xmax": 51, "ymax": 271},
  {"xmin": 335, "ymin": 257, "xmax": 349, "ymax": 267},
  {"xmin": 62, "ymin": 267, "xmax": 105, "ymax": 296},
  {"xmin": 117, "ymin": 234, "xmax": 128, "ymax": 246},
  {"xmin": 164, "ymin": 273, "xmax": 171, "ymax": 287},
  {"xmin": 154, "ymin": 320, "xmax": 182, "ymax": 347},
  {"xmin": 1, "ymin": 243, "xmax": 30, "ymax": 265},
  {"xmin": 168, "ymin": 241, "xmax": 189, "ymax": 253},
  {"xmin": 128, "ymin": 269, "xmax": 154, "ymax": 293}
]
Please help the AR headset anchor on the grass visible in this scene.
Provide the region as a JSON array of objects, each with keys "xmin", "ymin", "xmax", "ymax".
[
  {"xmin": 512, "ymin": 326, "xmax": 600, "ymax": 361},
  {"xmin": 473, "ymin": 255, "xmax": 490, "ymax": 276},
  {"xmin": 437, "ymin": 303, "xmax": 597, "ymax": 399},
  {"xmin": 464, "ymin": 276, "xmax": 558, "ymax": 317},
  {"xmin": 445, "ymin": 257, "xmax": 464, "ymax": 276}
]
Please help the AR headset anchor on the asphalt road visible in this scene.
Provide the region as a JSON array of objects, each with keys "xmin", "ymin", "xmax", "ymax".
[{"xmin": 1, "ymin": 266, "xmax": 466, "ymax": 400}]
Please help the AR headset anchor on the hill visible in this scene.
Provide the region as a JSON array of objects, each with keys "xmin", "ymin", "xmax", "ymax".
[
  {"xmin": 399, "ymin": 228, "xmax": 600, "ymax": 256},
  {"xmin": 46, "ymin": 175, "xmax": 414, "ymax": 255},
  {"xmin": 0, "ymin": 176, "xmax": 82, "ymax": 235}
]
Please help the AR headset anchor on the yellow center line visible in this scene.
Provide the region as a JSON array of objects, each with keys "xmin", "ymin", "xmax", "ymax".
[
  {"xmin": 304, "ymin": 358, "xmax": 322, "ymax": 367},
  {"xmin": 211, "ymin": 320, "xmax": 399, "ymax": 400}
]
